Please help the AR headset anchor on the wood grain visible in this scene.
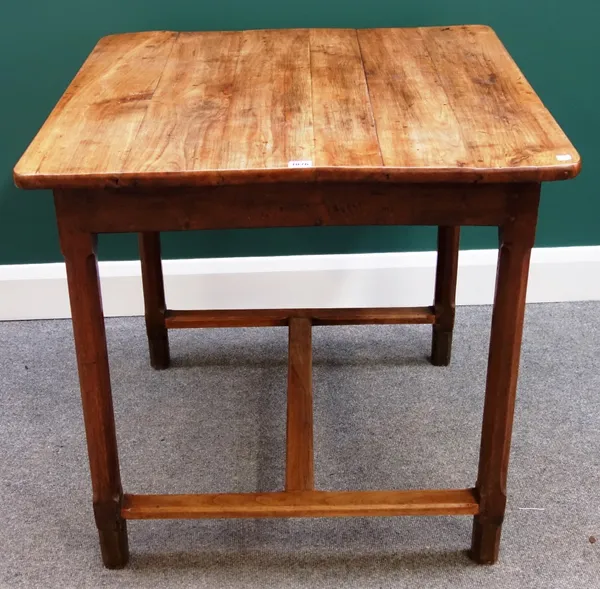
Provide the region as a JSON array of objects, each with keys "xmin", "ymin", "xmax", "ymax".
[
  {"xmin": 57, "ymin": 227, "xmax": 129, "ymax": 568},
  {"xmin": 139, "ymin": 232, "xmax": 169, "ymax": 369},
  {"xmin": 470, "ymin": 185, "xmax": 540, "ymax": 564},
  {"xmin": 164, "ymin": 307, "xmax": 436, "ymax": 328},
  {"xmin": 52, "ymin": 182, "xmax": 517, "ymax": 235},
  {"xmin": 286, "ymin": 318, "xmax": 314, "ymax": 491},
  {"xmin": 220, "ymin": 29, "xmax": 314, "ymax": 172},
  {"xmin": 417, "ymin": 26, "xmax": 577, "ymax": 180},
  {"xmin": 358, "ymin": 28, "xmax": 470, "ymax": 169},
  {"xmin": 15, "ymin": 26, "xmax": 580, "ymax": 189},
  {"xmin": 124, "ymin": 32, "xmax": 241, "ymax": 175},
  {"xmin": 121, "ymin": 489, "xmax": 480, "ymax": 519},
  {"xmin": 309, "ymin": 29, "xmax": 381, "ymax": 168},
  {"xmin": 431, "ymin": 226, "xmax": 460, "ymax": 366},
  {"xmin": 19, "ymin": 32, "xmax": 178, "ymax": 186}
]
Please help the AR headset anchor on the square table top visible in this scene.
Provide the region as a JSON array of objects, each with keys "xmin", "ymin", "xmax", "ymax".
[{"xmin": 14, "ymin": 26, "xmax": 580, "ymax": 190}]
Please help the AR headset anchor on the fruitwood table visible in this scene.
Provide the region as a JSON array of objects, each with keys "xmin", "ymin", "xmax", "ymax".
[{"xmin": 15, "ymin": 26, "xmax": 580, "ymax": 568}]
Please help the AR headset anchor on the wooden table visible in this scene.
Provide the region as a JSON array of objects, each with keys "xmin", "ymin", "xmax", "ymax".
[{"xmin": 15, "ymin": 26, "xmax": 580, "ymax": 569}]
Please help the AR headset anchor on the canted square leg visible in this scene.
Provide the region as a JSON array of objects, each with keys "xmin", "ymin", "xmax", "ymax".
[
  {"xmin": 59, "ymin": 228, "xmax": 129, "ymax": 568},
  {"xmin": 139, "ymin": 232, "xmax": 170, "ymax": 369},
  {"xmin": 431, "ymin": 226, "xmax": 460, "ymax": 366},
  {"xmin": 470, "ymin": 187, "xmax": 539, "ymax": 564}
]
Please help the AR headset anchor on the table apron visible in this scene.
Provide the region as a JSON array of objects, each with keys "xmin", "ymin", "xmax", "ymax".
[{"xmin": 53, "ymin": 182, "xmax": 536, "ymax": 233}]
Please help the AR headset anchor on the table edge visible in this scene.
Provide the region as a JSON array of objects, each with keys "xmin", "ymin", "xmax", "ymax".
[{"xmin": 13, "ymin": 159, "xmax": 581, "ymax": 190}]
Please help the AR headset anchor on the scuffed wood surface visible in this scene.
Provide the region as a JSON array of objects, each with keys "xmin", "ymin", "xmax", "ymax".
[{"xmin": 15, "ymin": 26, "xmax": 580, "ymax": 189}]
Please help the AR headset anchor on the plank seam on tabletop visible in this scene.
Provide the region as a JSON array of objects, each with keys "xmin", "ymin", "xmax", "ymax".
[
  {"xmin": 120, "ymin": 32, "xmax": 181, "ymax": 173},
  {"xmin": 355, "ymin": 29, "xmax": 384, "ymax": 165}
]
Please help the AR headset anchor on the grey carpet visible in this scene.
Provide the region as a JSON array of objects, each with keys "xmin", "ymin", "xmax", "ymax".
[{"xmin": 0, "ymin": 303, "xmax": 598, "ymax": 589}]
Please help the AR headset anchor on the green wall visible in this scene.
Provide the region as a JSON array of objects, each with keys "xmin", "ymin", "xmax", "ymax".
[{"xmin": 1, "ymin": 1, "xmax": 597, "ymax": 264}]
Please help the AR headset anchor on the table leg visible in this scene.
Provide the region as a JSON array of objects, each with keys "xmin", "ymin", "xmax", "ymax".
[
  {"xmin": 470, "ymin": 188, "xmax": 539, "ymax": 564},
  {"xmin": 431, "ymin": 226, "xmax": 460, "ymax": 366},
  {"xmin": 139, "ymin": 232, "xmax": 170, "ymax": 369},
  {"xmin": 60, "ymin": 229, "xmax": 129, "ymax": 568}
]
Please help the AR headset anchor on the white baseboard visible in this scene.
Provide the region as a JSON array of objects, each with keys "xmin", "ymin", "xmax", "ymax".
[{"xmin": 0, "ymin": 246, "xmax": 599, "ymax": 321}]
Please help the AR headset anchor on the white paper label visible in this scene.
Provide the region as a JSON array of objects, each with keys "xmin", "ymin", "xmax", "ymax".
[
  {"xmin": 288, "ymin": 160, "xmax": 313, "ymax": 168},
  {"xmin": 555, "ymin": 154, "xmax": 572, "ymax": 161}
]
